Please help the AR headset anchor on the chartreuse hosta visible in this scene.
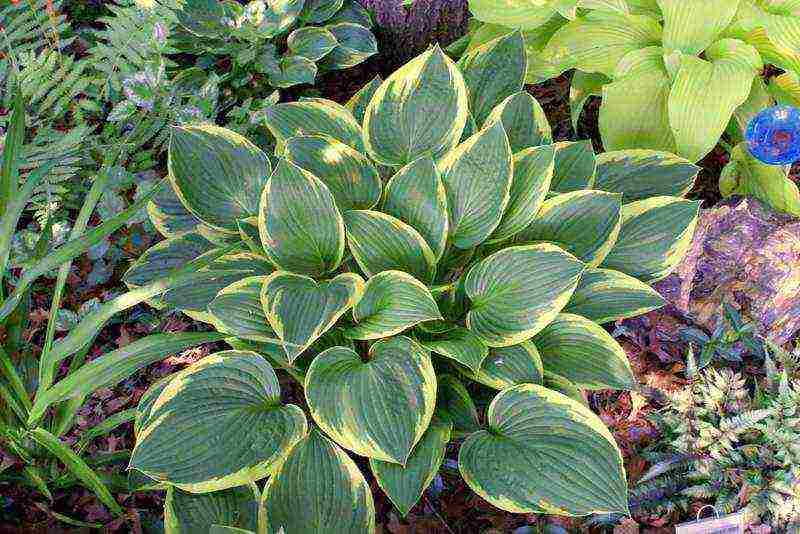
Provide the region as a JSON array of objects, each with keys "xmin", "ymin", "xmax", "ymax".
[{"xmin": 126, "ymin": 36, "xmax": 700, "ymax": 532}]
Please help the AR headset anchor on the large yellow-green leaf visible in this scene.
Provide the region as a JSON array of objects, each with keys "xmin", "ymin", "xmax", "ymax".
[
  {"xmin": 458, "ymin": 31, "xmax": 527, "ymax": 126},
  {"xmin": 594, "ymin": 149, "xmax": 698, "ymax": 202},
  {"xmin": 464, "ymin": 244, "xmax": 585, "ymax": 346},
  {"xmin": 668, "ymin": 39, "xmax": 763, "ymax": 162},
  {"xmin": 439, "ymin": 122, "xmax": 513, "ymax": 249},
  {"xmin": 542, "ymin": 10, "xmax": 662, "ymax": 76},
  {"xmin": 370, "ymin": 421, "xmax": 452, "ymax": 517},
  {"xmin": 550, "ymin": 140, "xmax": 597, "ymax": 193},
  {"xmin": 263, "ymin": 99, "xmax": 364, "ymax": 153},
  {"xmin": 131, "ymin": 353, "xmax": 307, "ymax": 493},
  {"xmin": 458, "ymin": 384, "xmax": 628, "ymax": 515},
  {"xmin": 261, "ymin": 271, "xmax": 364, "ymax": 362},
  {"xmin": 658, "ymin": 0, "xmax": 741, "ymax": 54},
  {"xmin": 489, "ymin": 145, "xmax": 555, "ymax": 243},
  {"xmin": 304, "ymin": 336, "xmax": 437, "ymax": 464},
  {"xmin": 580, "ymin": 0, "xmax": 629, "ymax": 12},
  {"xmin": 484, "ymin": 92, "xmax": 553, "ymax": 153},
  {"xmin": 348, "ymin": 271, "xmax": 441, "ymax": 340},
  {"xmin": 283, "ymin": 135, "xmax": 381, "ymax": 211},
  {"xmin": 208, "ymin": 277, "xmax": 275, "ymax": 341},
  {"xmin": 564, "ymin": 268, "xmax": 665, "ymax": 323},
  {"xmin": 728, "ymin": 1, "xmax": 800, "ymax": 65},
  {"xmin": 364, "ymin": 46, "xmax": 468, "ymax": 166},
  {"xmin": 518, "ymin": 190, "xmax": 622, "ymax": 267},
  {"xmin": 168, "ymin": 125, "xmax": 270, "ymax": 233},
  {"xmin": 436, "ymin": 374, "xmax": 481, "ymax": 432},
  {"xmin": 533, "ymin": 313, "xmax": 634, "ymax": 389},
  {"xmin": 769, "ymin": 71, "xmax": 800, "ymax": 107},
  {"xmin": 259, "ymin": 429, "xmax": 375, "ymax": 534},
  {"xmin": 423, "ymin": 327, "xmax": 490, "ymax": 372},
  {"xmin": 468, "ymin": 342, "xmax": 544, "ymax": 390},
  {"xmin": 343, "ymin": 210, "xmax": 437, "ymax": 284},
  {"xmin": 164, "ymin": 486, "xmax": 257, "ymax": 534},
  {"xmin": 258, "ymin": 160, "xmax": 345, "ymax": 276},
  {"xmin": 468, "ymin": 0, "xmax": 559, "ymax": 29},
  {"xmin": 601, "ymin": 196, "xmax": 700, "ymax": 282},
  {"xmin": 569, "ymin": 71, "xmax": 610, "ymax": 131},
  {"xmin": 383, "ymin": 157, "xmax": 449, "ymax": 261}
]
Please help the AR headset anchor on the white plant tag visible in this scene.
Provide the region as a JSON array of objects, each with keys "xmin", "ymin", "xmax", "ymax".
[{"xmin": 675, "ymin": 511, "xmax": 746, "ymax": 534}]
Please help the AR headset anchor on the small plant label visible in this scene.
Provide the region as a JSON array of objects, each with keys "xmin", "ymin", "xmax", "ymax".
[{"xmin": 675, "ymin": 511, "xmax": 746, "ymax": 534}]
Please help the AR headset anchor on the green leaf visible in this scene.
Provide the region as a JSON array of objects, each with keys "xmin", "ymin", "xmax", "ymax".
[
  {"xmin": 439, "ymin": 121, "xmax": 513, "ymax": 249},
  {"xmin": 383, "ymin": 157, "xmax": 449, "ymax": 261},
  {"xmin": 489, "ymin": 145, "xmax": 555, "ymax": 243},
  {"xmin": 564, "ymin": 268, "xmax": 665, "ymax": 324},
  {"xmin": 543, "ymin": 371, "xmax": 588, "ymax": 407},
  {"xmin": 345, "ymin": 75, "xmax": 382, "ymax": 124},
  {"xmin": 468, "ymin": 0, "xmax": 559, "ymax": 30},
  {"xmin": 287, "ymin": 26, "xmax": 338, "ymax": 60},
  {"xmin": 484, "ymin": 92, "xmax": 553, "ymax": 152},
  {"xmin": 594, "ymin": 150, "xmax": 699, "ymax": 202},
  {"xmin": 267, "ymin": 55, "xmax": 317, "ymax": 88},
  {"xmin": 259, "ymin": 429, "xmax": 375, "ymax": 534},
  {"xmin": 164, "ymin": 486, "xmax": 257, "ymax": 534},
  {"xmin": 301, "ymin": 0, "xmax": 344, "ymax": 23},
  {"xmin": 601, "ymin": 196, "xmax": 700, "ymax": 282},
  {"xmin": 464, "ymin": 244, "xmax": 585, "ymax": 346},
  {"xmin": 550, "ymin": 140, "xmax": 597, "ymax": 193},
  {"xmin": 423, "ymin": 327, "xmax": 490, "ymax": 372},
  {"xmin": 668, "ymin": 39, "xmax": 762, "ymax": 162},
  {"xmin": 364, "ymin": 46, "xmax": 469, "ymax": 166},
  {"xmin": 258, "ymin": 160, "xmax": 345, "ymax": 276},
  {"xmin": 261, "ymin": 272, "xmax": 364, "ymax": 362},
  {"xmin": 519, "ymin": 190, "xmax": 622, "ymax": 268},
  {"xmin": 169, "ymin": 125, "xmax": 270, "ymax": 233},
  {"xmin": 264, "ymin": 99, "xmax": 364, "ymax": 153},
  {"xmin": 569, "ymin": 71, "xmax": 609, "ymax": 131},
  {"xmin": 305, "ymin": 336, "xmax": 437, "ymax": 464},
  {"xmin": 343, "ymin": 210, "xmax": 437, "ymax": 284},
  {"xmin": 370, "ymin": 421, "xmax": 452, "ymax": 517},
  {"xmin": 533, "ymin": 313, "xmax": 634, "ymax": 389},
  {"xmin": 436, "ymin": 374, "xmax": 481, "ymax": 433},
  {"xmin": 147, "ymin": 183, "xmax": 201, "ymax": 238},
  {"xmin": 238, "ymin": 217, "xmax": 262, "ymax": 254},
  {"xmin": 469, "ymin": 342, "xmax": 544, "ymax": 390},
  {"xmin": 131, "ymin": 352, "xmax": 307, "ymax": 493},
  {"xmin": 319, "ymin": 23, "xmax": 378, "ymax": 70},
  {"xmin": 658, "ymin": 0, "xmax": 741, "ymax": 54},
  {"xmin": 209, "ymin": 277, "xmax": 276, "ymax": 341},
  {"xmin": 458, "ymin": 384, "xmax": 628, "ymax": 515},
  {"xmin": 123, "ymin": 233, "xmax": 214, "ymax": 288},
  {"xmin": 284, "ymin": 135, "xmax": 381, "ymax": 211},
  {"xmin": 458, "ymin": 31, "xmax": 527, "ymax": 126},
  {"xmin": 29, "ymin": 428, "xmax": 122, "ymax": 516},
  {"xmin": 257, "ymin": 0, "xmax": 305, "ymax": 37},
  {"xmin": 348, "ymin": 271, "xmax": 441, "ymax": 340}
]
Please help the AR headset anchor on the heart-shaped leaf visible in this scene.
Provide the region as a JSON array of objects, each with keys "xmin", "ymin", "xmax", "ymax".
[
  {"xmin": 469, "ymin": 342, "xmax": 544, "ymax": 390},
  {"xmin": 348, "ymin": 271, "xmax": 441, "ymax": 340},
  {"xmin": 287, "ymin": 26, "xmax": 338, "ymax": 60},
  {"xmin": 436, "ymin": 374, "xmax": 481, "ymax": 433},
  {"xmin": 147, "ymin": 183, "xmax": 201, "ymax": 238},
  {"xmin": 594, "ymin": 150, "xmax": 699, "ymax": 202},
  {"xmin": 423, "ymin": 327, "xmax": 489, "ymax": 372},
  {"xmin": 267, "ymin": 55, "xmax": 317, "ymax": 88},
  {"xmin": 468, "ymin": 0, "xmax": 558, "ymax": 30},
  {"xmin": 459, "ymin": 384, "xmax": 628, "ymax": 515},
  {"xmin": 259, "ymin": 159, "xmax": 345, "ymax": 276},
  {"xmin": 261, "ymin": 272, "xmax": 364, "ymax": 362},
  {"xmin": 658, "ymin": 0, "xmax": 741, "ymax": 55},
  {"xmin": 319, "ymin": 23, "xmax": 378, "ymax": 70},
  {"xmin": 131, "ymin": 352, "xmax": 307, "ymax": 493},
  {"xmin": 484, "ymin": 92, "xmax": 553, "ymax": 152},
  {"xmin": 209, "ymin": 277, "xmax": 275, "ymax": 342},
  {"xmin": 300, "ymin": 0, "xmax": 343, "ymax": 23},
  {"xmin": 464, "ymin": 244, "xmax": 585, "ymax": 347},
  {"xmin": 305, "ymin": 336, "xmax": 437, "ymax": 464},
  {"xmin": 264, "ymin": 99, "xmax": 364, "ymax": 153},
  {"xmin": 123, "ymin": 233, "xmax": 214, "ymax": 288},
  {"xmin": 164, "ymin": 486, "xmax": 257, "ymax": 534},
  {"xmin": 564, "ymin": 268, "xmax": 665, "ymax": 324},
  {"xmin": 550, "ymin": 140, "xmax": 597, "ymax": 193}
]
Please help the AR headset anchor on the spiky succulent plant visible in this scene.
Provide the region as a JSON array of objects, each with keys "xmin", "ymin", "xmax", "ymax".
[{"xmin": 125, "ymin": 33, "xmax": 701, "ymax": 532}]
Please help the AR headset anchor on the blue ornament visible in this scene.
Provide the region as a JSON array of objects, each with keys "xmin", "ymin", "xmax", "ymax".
[{"xmin": 745, "ymin": 105, "xmax": 800, "ymax": 165}]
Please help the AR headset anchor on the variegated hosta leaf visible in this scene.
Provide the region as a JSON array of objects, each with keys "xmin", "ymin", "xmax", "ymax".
[
  {"xmin": 363, "ymin": 46, "xmax": 469, "ymax": 166},
  {"xmin": 489, "ymin": 145, "xmax": 555, "ymax": 243},
  {"xmin": 258, "ymin": 160, "xmax": 345, "ymax": 276},
  {"xmin": 261, "ymin": 271, "xmax": 364, "ymax": 362},
  {"xmin": 264, "ymin": 99, "xmax": 364, "ymax": 153},
  {"xmin": 533, "ymin": 313, "xmax": 635, "ymax": 390},
  {"xmin": 469, "ymin": 342, "xmax": 544, "ymax": 390},
  {"xmin": 345, "ymin": 75, "xmax": 382, "ymax": 124},
  {"xmin": 601, "ymin": 196, "xmax": 700, "ymax": 282},
  {"xmin": 518, "ymin": 190, "xmax": 622, "ymax": 268},
  {"xmin": 383, "ymin": 157, "xmax": 449, "ymax": 261},
  {"xmin": 267, "ymin": 56, "xmax": 317, "ymax": 88},
  {"xmin": 658, "ymin": 0, "xmax": 741, "ymax": 54},
  {"xmin": 370, "ymin": 421, "xmax": 452, "ymax": 517},
  {"xmin": 284, "ymin": 135, "xmax": 381, "ymax": 211},
  {"xmin": 169, "ymin": 125, "xmax": 270, "ymax": 233},
  {"xmin": 457, "ymin": 31, "xmax": 527, "ymax": 126},
  {"xmin": 319, "ymin": 23, "xmax": 378, "ymax": 70},
  {"xmin": 259, "ymin": 429, "xmax": 375, "ymax": 534},
  {"xmin": 164, "ymin": 486, "xmax": 257, "ymax": 534},
  {"xmin": 347, "ymin": 271, "xmax": 441, "ymax": 340},
  {"xmin": 238, "ymin": 216, "xmax": 261, "ymax": 254},
  {"xmin": 594, "ymin": 149, "xmax": 699, "ymax": 202},
  {"xmin": 300, "ymin": 0, "xmax": 344, "ymax": 23},
  {"xmin": 439, "ymin": 122, "xmax": 513, "ymax": 249},
  {"xmin": 304, "ymin": 336, "xmax": 437, "ymax": 464},
  {"xmin": 148, "ymin": 183, "xmax": 201, "ymax": 238},
  {"xmin": 564, "ymin": 268, "xmax": 665, "ymax": 324},
  {"xmin": 131, "ymin": 353, "xmax": 307, "ymax": 493},
  {"xmin": 423, "ymin": 327, "xmax": 490, "ymax": 372},
  {"xmin": 458, "ymin": 384, "xmax": 628, "ymax": 515},
  {"xmin": 123, "ymin": 233, "xmax": 214, "ymax": 289},
  {"xmin": 436, "ymin": 374, "xmax": 481, "ymax": 433},
  {"xmin": 543, "ymin": 370, "xmax": 588, "ymax": 406},
  {"xmin": 208, "ymin": 276, "xmax": 274, "ymax": 341},
  {"xmin": 464, "ymin": 244, "xmax": 585, "ymax": 347},
  {"xmin": 668, "ymin": 39, "xmax": 763, "ymax": 162},
  {"xmin": 343, "ymin": 210, "xmax": 437, "ymax": 284},
  {"xmin": 484, "ymin": 92, "xmax": 553, "ymax": 153},
  {"xmin": 468, "ymin": 0, "xmax": 559, "ymax": 30},
  {"xmin": 286, "ymin": 26, "xmax": 338, "ymax": 61},
  {"xmin": 550, "ymin": 140, "xmax": 597, "ymax": 193}
]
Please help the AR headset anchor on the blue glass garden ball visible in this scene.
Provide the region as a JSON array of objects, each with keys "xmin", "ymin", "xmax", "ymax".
[{"xmin": 745, "ymin": 105, "xmax": 800, "ymax": 165}]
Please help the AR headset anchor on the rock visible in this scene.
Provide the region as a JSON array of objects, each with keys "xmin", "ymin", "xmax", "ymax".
[{"xmin": 655, "ymin": 197, "xmax": 800, "ymax": 344}]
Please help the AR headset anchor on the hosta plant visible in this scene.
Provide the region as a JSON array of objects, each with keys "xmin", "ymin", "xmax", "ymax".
[{"xmin": 127, "ymin": 36, "xmax": 701, "ymax": 531}]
